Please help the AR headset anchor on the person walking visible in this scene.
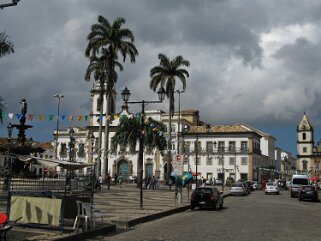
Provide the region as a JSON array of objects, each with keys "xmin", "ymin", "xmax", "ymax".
[
  {"xmin": 98, "ymin": 175, "xmax": 103, "ymax": 191},
  {"xmin": 106, "ymin": 173, "xmax": 111, "ymax": 190}
]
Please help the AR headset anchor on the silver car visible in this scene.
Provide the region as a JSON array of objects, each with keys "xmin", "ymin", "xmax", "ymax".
[
  {"xmin": 230, "ymin": 182, "xmax": 247, "ymax": 196},
  {"xmin": 265, "ymin": 182, "xmax": 279, "ymax": 195}
]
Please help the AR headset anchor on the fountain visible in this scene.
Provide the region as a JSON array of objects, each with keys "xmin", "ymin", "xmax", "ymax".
[{"xmin": 12, "ymin": 99, "xmax": 33, "ymax": 144}]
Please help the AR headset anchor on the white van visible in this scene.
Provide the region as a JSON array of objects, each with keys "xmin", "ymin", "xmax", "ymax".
[{"xmin": 290, "ymin": 175, "xmax": 309, "ymax": 198}]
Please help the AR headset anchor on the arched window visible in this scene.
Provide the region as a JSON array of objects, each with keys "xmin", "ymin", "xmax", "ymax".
[
  {"xmin": 302, "ymin": 160, "xmax": 307, "ymax": 172},
  {"xmin": 302, "ymin": 132, "xmax": 306, "ymax": 140}
]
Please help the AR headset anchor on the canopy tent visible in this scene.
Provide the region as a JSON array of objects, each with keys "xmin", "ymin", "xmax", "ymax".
[{"xmin": 18, "ymin": 156, "xmax": 94, "ymax": 171}]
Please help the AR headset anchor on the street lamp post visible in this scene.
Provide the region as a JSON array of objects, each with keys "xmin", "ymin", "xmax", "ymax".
[
  {"xmin": 53, "ymin": 94, "xmax": 64, "ymax": 159},
  {"xmin": 175, "ymin": 90, "xmax": 184, "ymax": 154},
  {"xmin": 121, "ymin": 86, "xmax": 165, "ymax": 209},
  {"xmin": 6, "ymin": 123, "xmax": 13, "ymax": 217}
]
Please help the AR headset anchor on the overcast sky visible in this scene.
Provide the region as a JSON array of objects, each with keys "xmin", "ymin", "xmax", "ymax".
[{"xmin": 2, "ymin": 0, "xmax": 321, "ymax": 155}]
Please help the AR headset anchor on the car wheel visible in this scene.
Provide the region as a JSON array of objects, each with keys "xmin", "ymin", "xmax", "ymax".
[
  {"xmin": 191, "ymin": 205, "xmax": 195, "ymax": 210},
  {"xmin": 298, "ymin": 196, "xmax": 302, "ymax": 201}
]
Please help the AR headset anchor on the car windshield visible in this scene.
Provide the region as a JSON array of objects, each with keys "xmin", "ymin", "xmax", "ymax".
[
  {"xmin": 293, "ymin": 178, "xmax": 308, "ymax": 185},
  {"xmin": 195, "ymin": 188, "xmax": 212, "ymax": 194},
  {"xmin": 303, "ymin": 186, "xmax": 315, "ymax": 191},
  {"xmin": 266, "ymin": 182, "xmax": 274, "ymax": 186},
  {"xmin": 232, "ymin": 183, "xmax": 243, "ymax": 187}
]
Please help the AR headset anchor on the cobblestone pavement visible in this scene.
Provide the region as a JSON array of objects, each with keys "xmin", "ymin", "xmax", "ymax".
[{"xmin": 84, "ymin": 190, "xmax": 321, "ymax": 241}]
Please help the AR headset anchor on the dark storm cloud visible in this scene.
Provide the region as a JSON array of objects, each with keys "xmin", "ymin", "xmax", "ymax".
[{"xmin": 1, "ymin": 0, "xmax": 321, "ymax": 153}]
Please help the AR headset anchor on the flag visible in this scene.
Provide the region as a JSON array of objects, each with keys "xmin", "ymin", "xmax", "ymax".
[{"xmin": 181, "ymin": 172, "xmax": 193, "ymax": 187}]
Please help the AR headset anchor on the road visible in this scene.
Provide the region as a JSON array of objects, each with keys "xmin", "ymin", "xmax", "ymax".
[{"xmin": 86, "ymin": 190, "xmax": 321, "ymax": 241}]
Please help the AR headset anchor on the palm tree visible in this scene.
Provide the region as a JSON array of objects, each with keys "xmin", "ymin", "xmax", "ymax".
[
  {"xmin": 149, "ymin": 53, "xmax": 190, "ymax": 182},
  {"xmin": 0, "ymin": 32, "xmax": 14, "ymax": 58},
  {"xmin": 85, "ymin": 53, "xmax": 123, "ymax": 174},
  {"xmin": 85, "ymin": 15, "xmax": 138, "ymax": 177},
  {"xmin": 111, "ymin": 116, "xmax": 166, "ymax": 155},
  {"xmin": 0, "ymin": 96, "xmax": 6, "ymax": 124}
]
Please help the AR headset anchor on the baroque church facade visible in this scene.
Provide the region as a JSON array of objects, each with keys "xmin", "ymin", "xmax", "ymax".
[{"xmin": 53, "ymin": 83, "xmax": 296, "ymax": 182}]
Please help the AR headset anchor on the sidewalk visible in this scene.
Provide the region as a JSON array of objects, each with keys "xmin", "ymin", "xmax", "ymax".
[{"xmin": 4, "ymin": 183, "xmax": 229, "ymax": 240}]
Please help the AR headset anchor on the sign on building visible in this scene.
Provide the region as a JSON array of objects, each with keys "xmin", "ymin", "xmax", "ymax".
[{"xmin": 172, "ymin": 154, "xmax": 183, "ymax": 176}]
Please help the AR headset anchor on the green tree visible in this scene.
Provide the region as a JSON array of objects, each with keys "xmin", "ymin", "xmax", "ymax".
[
  {"xmin": 0, "ymin": 96, "xmax": 6, "ymax": 124},
  {"xmin": 111, "ymin": 116, "xmax": 166, "ymax": 155},
  {"xmin": 149, "ymin": 53, "xmax": 190, "ymax": 181},
  {"xmin": 85, "ymin": 16, "xmax": 138, "ymax": 176},
  {"xmin": 85, "ymin": 54, "xmax": 123, "ymax": 174},
  {"xmin": 0, "ymin": 32, "xmax": 14, "ymax": 58}
]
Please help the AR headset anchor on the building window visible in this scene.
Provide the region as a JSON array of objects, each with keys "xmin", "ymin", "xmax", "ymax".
[
  {"xmin": 241, "ymin": 157, "xmax": 248, "ymax": 165},
  {"xmin": 60, "ymin": 143, "xmax": 67, "ymax": 157},
  {"xmin": 241, "ymin": 141, "xmax": 248, "ymax": 152},
  {"xmin": 206, "ymin": 142, "xmax": 213, "ymax": 154},
  {"xmin": 184, "ymin": 142, "xmax": 190, "ymax": 153},
  {"xmin": 206, "ymin": 157, "xmax": 213, "ymax": 165},
  {"xmin": 315, "ymin": 162, "xmax": 320, "ymax": 172},
  {"xmin": 229, "ymin": 157, "xmax": 236, "ymax": 165},
  {"xmin": 171, "ymin": 125, "xmax": 175, "ymax": 133},
  {"xmin": 194, "ymin": 141, "xmax": 201, "ymax": 153},
  {"xmin": 218, "ymin": 141, "xmax": 225, "ymax": 152},
  {"xmin": 303, "ymin": 147, "xmax": 307, "ymax": 153},
  {"xmin": 302, "ymin": 160, "xmax": 307, "ymax": 172},
  {"xmin": 78, "ymin": 143, "xmax": 85, "ymax": 158},
  {"xmin": 218, "ymin": 156, "xmax": 224, "ymax": 165},
  {"xmin": 228, "ymin": 141, "xmax": 236, "ymax": 152},
  {"xmin": 96, "ymin": 97, "xmax": 102, "ymax": 112},
  {"xmin": 302, "ymin": 133, "xmax": 306, "ymax": 140}
]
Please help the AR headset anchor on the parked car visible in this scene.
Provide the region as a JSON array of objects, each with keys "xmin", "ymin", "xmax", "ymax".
[
  {"xmin": 230, "ymin": 182, "xmax": 247, "ymax": 196},
  {"xmin": 251, "ymin": 181, "xmax": 262, "ymax": 190},
  {"xmin": 290, "ymin": 175, "xmax": 309, "ymax": 198},
  {"xmin": 239, "ymin": 180, "xmax": 251, "ymax": 194},
  {"xmin": 190, "ymin": 186, "xmax": 224, "ymax": 210},
  {"xmin": 298, "ymin": 185, "xmax": 319, "ymax": 202},
  {"xmin": 265, "ymin": 182, "xmax": 279, "ymax": 195}
]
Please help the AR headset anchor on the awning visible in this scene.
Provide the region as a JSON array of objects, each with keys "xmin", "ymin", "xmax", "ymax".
[{"xmin": 18, "ymin": 156, "xmax": 94, "ymax": 171}]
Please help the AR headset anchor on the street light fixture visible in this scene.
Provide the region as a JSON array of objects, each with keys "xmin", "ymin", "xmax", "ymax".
[
  {"xmin": 0, "ymin": 0, "xmax": 20, "ymax": 9},
  {"xmin": 175, "ymin": 90, "xmax": 184, "ymax": 154},
  {"xmin": 53, "ymin": 94, "xmax": 64, "ymax": 159},
  {"xmin": 121, "ymin": 86, "xmax": 165, "ymax": 209}
]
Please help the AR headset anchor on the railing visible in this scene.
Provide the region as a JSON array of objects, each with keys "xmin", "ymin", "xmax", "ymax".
[
  {"xmin": 181, "ymin": 147, "xmax": 251, "ymax": 155},
  {"xmin": 0, "ymin": 174, "xmax": 94, "ymax": 194}
]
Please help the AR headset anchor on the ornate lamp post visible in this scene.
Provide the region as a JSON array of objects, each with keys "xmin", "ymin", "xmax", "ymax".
[
  {"xmin": 175, "ymin": 89, "xmax": 184, "ymax": 154},
  {"xmin": 53, "ymin": 94, "xmax": 64, "ymax": 159},
  {"xmin": 121, "ymin": 86, "xmax": 165, "ymax": 209}
]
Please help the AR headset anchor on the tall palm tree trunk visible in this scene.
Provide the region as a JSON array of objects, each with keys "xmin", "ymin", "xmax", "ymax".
[
  {"xmin": 166, "ymin": 92, "xmax": 173, "ymax": 183},
  {"xmin": 97, "ymin": 82, "xmax": 104, "ymax": 176},
  {"xmin": 104, "ymin": 91, "xmax": 111, "ymax": 178}
]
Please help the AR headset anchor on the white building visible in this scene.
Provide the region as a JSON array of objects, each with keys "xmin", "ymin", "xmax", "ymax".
[{"xmin": 53, "ymin": 83, "xmax": 290, "ymax": 182}]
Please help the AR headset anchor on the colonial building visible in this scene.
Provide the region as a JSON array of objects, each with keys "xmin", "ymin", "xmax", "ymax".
[
  {"xmin": 297, "ymin": 113, "xmax": 320, "ymax": 176},
  {"xmin": 53, "ymin": 83, "xmax": 293, "ymax": 182}
]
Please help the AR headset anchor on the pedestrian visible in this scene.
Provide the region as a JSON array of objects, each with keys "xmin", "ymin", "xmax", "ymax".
[
  {"xmin": 98, "ymin": 175, "xmax": 103, "ymax": 191},
  {"xmin": 106, "ymin": 173, "xmax": 111, "ymax": 190}
]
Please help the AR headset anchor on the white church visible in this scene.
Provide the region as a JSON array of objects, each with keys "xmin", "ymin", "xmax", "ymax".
[{"xmin": 53, "ymin": 83, "xmax": 296, "ymax": 182}]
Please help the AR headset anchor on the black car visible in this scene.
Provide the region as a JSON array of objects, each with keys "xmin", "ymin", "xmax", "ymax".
[
  {"xmin": 298, "ymin": 185, "xmax": 319, "ymax": 201},
  {"xmin": 190, "ymin": 186, "xmax": 224, "ymax": 210}
]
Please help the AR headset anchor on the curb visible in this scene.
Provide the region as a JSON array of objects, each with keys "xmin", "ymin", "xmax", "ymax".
[{"xmin": 44, "ymin": 224, "xmax": 116, "ymax": 241}]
